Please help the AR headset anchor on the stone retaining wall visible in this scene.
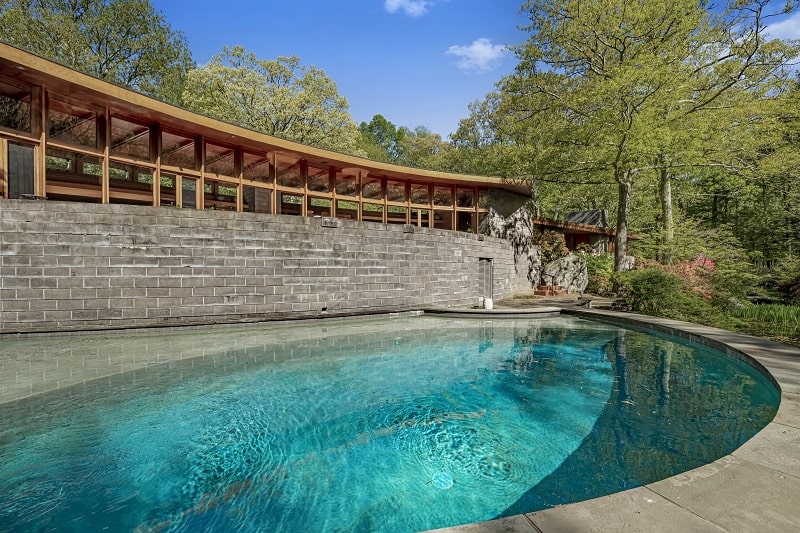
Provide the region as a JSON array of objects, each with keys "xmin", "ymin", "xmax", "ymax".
[{"xmin": 0, "ymin": 200, "xmax": 529, "ymax": 333}]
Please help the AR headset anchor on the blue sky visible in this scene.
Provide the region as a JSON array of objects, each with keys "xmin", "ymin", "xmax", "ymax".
[
  {"xmin": 149, "ymin": 0, "xmax": 527, "ymax": 138},
  {"xmin": 149, "ymin": 1, "xmax": 800, "ymax": 139}
]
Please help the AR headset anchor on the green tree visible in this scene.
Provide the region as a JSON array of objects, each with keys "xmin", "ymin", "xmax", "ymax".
[
  {"xmin": 0, "ymin": 0, "xmax": 193, "ymax": 103},
  {"xmin": 358, "ymin": 114, "xmax": 404, "ymax": 162},
  {"xmin": 182, "ymin": 46, "xmax": 362, "ymax": 155},
  {"xmin": 395, "ymin": 125, "xmax": 452, "ymax": 170},
  {"xmin": 502, "ymin": 0, "xmax": 798, "ymax": 271}
]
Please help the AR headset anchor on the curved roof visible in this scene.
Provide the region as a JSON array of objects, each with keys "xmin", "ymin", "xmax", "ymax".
[{"xmin": 0, "ymin": 42, "xmax": 530, "ymax": 196}]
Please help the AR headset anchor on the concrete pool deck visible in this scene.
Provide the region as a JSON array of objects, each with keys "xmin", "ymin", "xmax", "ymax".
[{"xmin": 428, "ymin": 302, "xmax": 800, "ymax": 533}]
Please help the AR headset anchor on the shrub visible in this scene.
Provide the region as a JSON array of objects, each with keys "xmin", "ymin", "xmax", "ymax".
[
  {"xmin": 532, "ymin": 230, "xmax": 569, "ymax": 265},
  {"xmin": 613, "ymin": 268, "xmax": 683, "ymax": 315},
  {"xmin": 578, "ymin": 249, "xmax": 614, "ymax": 296}
]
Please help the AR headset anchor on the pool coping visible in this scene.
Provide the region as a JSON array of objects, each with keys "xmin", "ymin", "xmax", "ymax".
[{"xmin": 426, "ymin": 307, "xmax": 800, "ymax": 533}]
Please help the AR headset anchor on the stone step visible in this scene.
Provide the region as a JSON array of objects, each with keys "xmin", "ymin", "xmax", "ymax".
[{"xmin": 534, "ymin": 285, "xmax": 567, "ymax": 296}]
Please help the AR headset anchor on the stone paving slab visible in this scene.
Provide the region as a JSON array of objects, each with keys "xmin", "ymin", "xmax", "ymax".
[
  {"xmin": 648, "ymin": 455, "xmax": 800, "ymax": 532},
  {"xmin": 525, "ymin": 487, "xmax": 725, "ymax": 533}
]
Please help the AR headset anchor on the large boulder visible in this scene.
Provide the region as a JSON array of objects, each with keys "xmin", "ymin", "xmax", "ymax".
[{"xmin": 542, "ymin": 254, "xmax": 588, "ymax": 293}]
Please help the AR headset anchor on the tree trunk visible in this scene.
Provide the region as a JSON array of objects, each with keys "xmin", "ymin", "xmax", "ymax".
[
  {"xmin": 529, "ymin": 177, "xmax": 541, "ymax": 218},
  {"xmin": 614, "ymin": 177, "xmax": 632, "ymax": 271},
  {"xmin": 660, "ymin": 164, "xmax": 674, "ymax": 264}
]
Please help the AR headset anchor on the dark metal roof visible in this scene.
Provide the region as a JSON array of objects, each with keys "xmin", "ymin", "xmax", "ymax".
[{"xmin": 564, "ymin": 209, "xmax": 609, "ymax": 228}]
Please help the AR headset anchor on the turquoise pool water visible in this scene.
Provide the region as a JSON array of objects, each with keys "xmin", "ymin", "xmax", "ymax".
[{"xmin": 0, "ymin": 316, "xmax": 779, "ymax": 532}]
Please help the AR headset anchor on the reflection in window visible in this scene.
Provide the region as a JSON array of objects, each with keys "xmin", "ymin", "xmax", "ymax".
[
  {"xmin": 410, "ymin": 183, "xmax": 429, "ymax": 204},
  {"xmin": 387, "ymin": 180, "xmax": 406, "ymax": 202},
  {"xmin": 0, "ymin": 79, "xmax": 31, "ymax": 133},
  {"xmin": 335, "ymin": 169, "xmax": 358, "ymax": 196},
  {"xmin": 45, "ymin": 148, "xmax": 102, "ymax": 183},
  {"xmin": 362, "ymin": 176, "xmax": 382, "ymax": 200},
  {"xmin": 433, "ymin": 186, "xmax": 453, "ymax": 207},
  {"xmin": 307, "ymin": 196, "xmax": 331, "ymax": 217},
  {"xmin": 161, "ymin": 130, "xmax": 196, "ymax": 168},
  {"xmin": 159, "ymin": 173, "xmax": 176, "ymax": 206},
  {"xmin": 387, "ymin": 205, "xmax": 407, "ymax": 224},
  {"xmin": 109, "ymin": 164, "xmax": 154, "ymax": 206},
  {"xmin": 336, "ymin": 199, "xmax": 358, "ymax": 219},
  {"xmin": 182, "ymin": 177, "xmax": 197, "ymax": 209},
  {"xmin": 362, "ymin": 202, "xmax": 383, "ymax": 222},
  {"xmin": 206, "ymin": 142, "xmax": 235, "ymax": 176},
  {"xmin": 276, "ymin": 154, "xmax": 303, "ymax": 188},
  {"xmin": 478, "ymin": 189, "xmax": 489, "ymax": 209},
  {"xmin": 279, "ymin": 192, "xmax": 303, "ymax": 215},
  {"xmin": 307, "ymin": 165, "xmax": 330, "ymax": 193},
  {"xmin": 49, "ymin": 98, "xmax": 97, "ymax": 148},
  {"xmin": 110, "ymin": 116, "xmax": 150, "ymax": 160},
  {"xmin": 456, "ymin": 188, "xmax": 474, "ymax": 208},
  {"xmin": 411, "ymin": 208, "xmax": 430, "ymax": 227},
  {"xmin": 204, "ymin": 177, "xmax": 237, "ymax": 210},
  {"xmin": 243, "ymin": 152, "xmax": 271, "ymax": 183}
]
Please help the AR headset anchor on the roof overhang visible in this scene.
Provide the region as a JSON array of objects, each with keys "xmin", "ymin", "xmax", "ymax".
[{"xmin": 0, "ymin": 42, "xmax": 531, "ymax": 196}]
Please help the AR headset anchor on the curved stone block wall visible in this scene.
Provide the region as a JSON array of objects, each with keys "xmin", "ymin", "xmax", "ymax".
[{"xmin": 0, "ymin": 200, "xmax": 529, "ymax": 333}]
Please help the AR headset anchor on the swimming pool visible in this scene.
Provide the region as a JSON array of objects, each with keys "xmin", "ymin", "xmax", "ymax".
[{"xmin": 0, "ymin": 315, "xmax": 779, "ymax": 532}]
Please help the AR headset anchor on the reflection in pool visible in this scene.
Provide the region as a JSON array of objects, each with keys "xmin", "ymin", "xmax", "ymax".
[{"xmin": 0, "ymin": 316, "xmax": 779, "ymax": 532}]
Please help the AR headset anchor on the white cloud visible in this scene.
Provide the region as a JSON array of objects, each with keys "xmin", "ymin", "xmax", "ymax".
[
  {"xmin": 766, "ymin": 12, "xmax": 800, "ymax": 40},
  {"xmin": 446, "ymin": 38, "xmax": 508, "ymax": 73},
  {"xmin": 384, "ymin": 0, "xmax": 433, "ymax": 17}
]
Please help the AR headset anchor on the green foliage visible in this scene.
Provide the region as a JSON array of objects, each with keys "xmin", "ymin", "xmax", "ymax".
[
  {"xmin": 614, "ymin": 269, "xmax": 683, "ymax": 316},
  {"xmin": 182, "ymin": 46, "xmax": 362, "ymax": 155},
  {"xmin": 532, "ymin": 230, "xmax": 569, "ymax": 265},
  {"xmin": 731, "ymin": 304, "xmax": 800, "ymax": 341},
  {"xmin": 775, "ymin": 256, "xmax": 800, "ymax": 305},
  {"xmin": 0, "ymin": 0, "xmax": 194, "ymax": 103},
  {"xmin": 578, "ymin": 250, "xmax": 614, "ymax": 296}
]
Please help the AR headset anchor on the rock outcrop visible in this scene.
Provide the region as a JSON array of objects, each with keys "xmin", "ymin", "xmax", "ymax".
[{"xmin": 541, "ymin": 254, "xmax": 588, "ymax": 294}]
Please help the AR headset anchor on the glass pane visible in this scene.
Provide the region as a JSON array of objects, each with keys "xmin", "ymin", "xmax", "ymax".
[
  {"xmin": 307, "ymin": 165, "xmax": 330, "ymax": 192},
  {"xmin": 276, "ymin": 154, "xmax": 303, "ymax": 188},
  {"xmin": 362, "ymin": 176, "xmax": 382, "ymax": 200},
  {"xmin": 433, "ymin": 186, "xmax": 453, "ymax": 207},
  {"xmin": 334, "ymin": 169, "xmax": 358, "ymax": 196},
  {"xmin": 109, "ymin": 163, "xmax": 154, "ymax": 206},
  {"xmin": 6, "ymin": 143, "xmax": 34, "ymax": 198},
  {"xmin": 206, "ymin": 142, "xmax": 235, "ymax": 176},
  {"xmin": 49, "ymin": 99, "xmax": 97, "ymax": 148},
  {"xmin": 278, "ymin": 192, "xmax": 302, "ymax": 215},
  {"xmin": 457, "ymin": 211, "xmax": 476, "ymax": 232},
  {"xmin": 478, "ymin": 189, "xmax": 489, "ymax": 209},
  {"xmin": 243, "ymin": 185, "xmax": 271, "ymax": 213},
  {"xmin": 362, "ymin": 202, "xmax": 383, "ymax": 222},
  {"xmin": 243, "ymin": 152, "xmax": 271, "ymax": 183},
  {"xmin": 387, "ymin": 180, "xmax": 406, "ymax": 202},
  {"xmin": 434, "ymin": 209, "xmax": 453, "ymax": 230},
  {"xmin": 182, "ymin": 177, "xmax": 197, "ymax": 209},
  {"xmin": 336, "ymin": 199, "xmax": 358, "ymax": 219},
  {"xmin": 110, "ymin": 116, "xmax": 150, "ymax": 160},
  {"xmin": 161, "ymin": 131, "xmax": 196, "ymax": 169},
  {"xmin": 410, "ymin": 183, "xmax": 429, "ymax": 204},
  {"xmin": 0, "ymin": 79, "xmax": 31, "ymax": 133},
  {"xmin": 411, "ymin": 208, "xmax": 430, "ymax": 227},
  {"xmin": 307, "ymin": 196, "xmax": 331, "ymax": 217},
  {"xmin": 160, "ymin": 173, "xmax": 176, "ymax": 206},
  {"xmin": 387, "ymin": 205, "xmax": 407, "ymax": 224},
  {"xmin": 204, "ymin": 177, "xmax": 237, "ymax": 210},
  {"xmin": 456, "ymin": 188, "xmax": 474, "ymax": 208},
  {"xmin": 45, "ymin": 148, "xmax": 101, "ymax": 183}
]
